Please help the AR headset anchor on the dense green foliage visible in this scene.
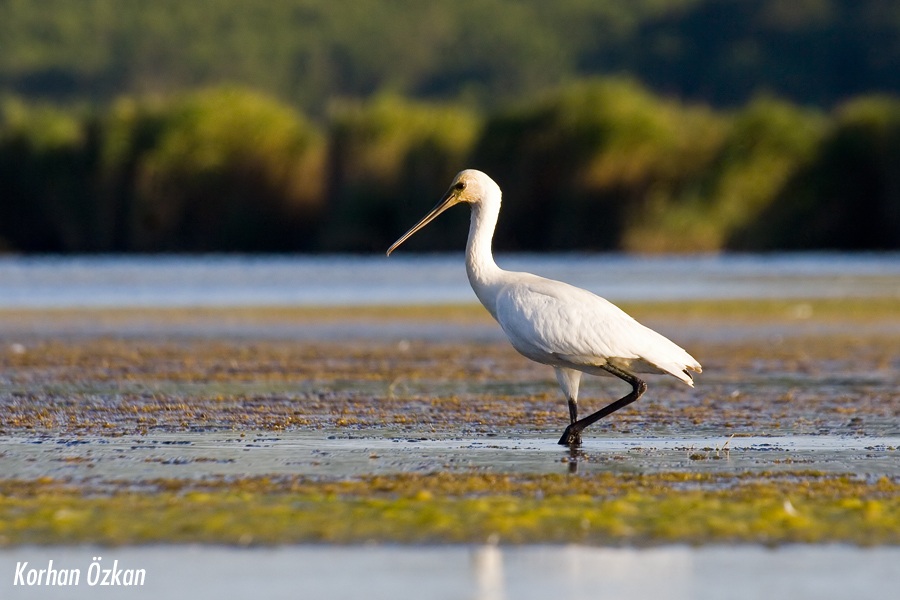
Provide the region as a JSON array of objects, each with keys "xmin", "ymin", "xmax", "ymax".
[
  {"xmin": 3, "ymin": 1, "xmax": 900, "ymax": 252},
  {"xmin": 324, "ymin": 94, "xmax": 480, "ymax": 251},
  {"xmin": 2, "ymin": 0, "xmax": 900, "ymax": 112},
  {"xmin": 733, "ymin": 97, "xmax": 900, "ymax": 249},
  {"xmin": 0, "ymin": 89, "xmax": 325, "ymax": 251},
  {"xmin": 2, "ymin": 81, "xmax": 899, "ymax": 252}
]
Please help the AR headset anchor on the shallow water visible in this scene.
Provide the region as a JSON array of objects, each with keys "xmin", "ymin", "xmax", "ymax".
[
  {"xmin": 3, "ymin": 431, "xmax": 898, "ymax": 481},
  {"xmin": 1, "ymin": 253, "xmax": 898, "ymax": 595},
  {"xmin": 2, "ymin": 544, "xmax": 899, "ymax": 600},
  {"xmin": 1, "ymin": 253, "xmax": 898, "ymax": 308}
]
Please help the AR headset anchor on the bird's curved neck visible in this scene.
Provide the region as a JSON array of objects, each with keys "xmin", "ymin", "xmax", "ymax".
[{"xmin": 465, "ymin": 200, "xmax": 504, "ymax": 317}]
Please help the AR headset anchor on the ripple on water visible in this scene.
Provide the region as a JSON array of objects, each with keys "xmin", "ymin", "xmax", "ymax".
[{"xmin": 2, "ymin": 432, "xmax": 899, "ymax": 481}]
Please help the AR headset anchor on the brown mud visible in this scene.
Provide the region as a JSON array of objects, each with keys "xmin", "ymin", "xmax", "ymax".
[{"xmin": 0, "ymin": 300, "xmax": 898, "ymax": 545}]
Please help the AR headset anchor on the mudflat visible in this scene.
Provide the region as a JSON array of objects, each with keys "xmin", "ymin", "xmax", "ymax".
[{"xmin": 0, "ymin": 299, "xmax": 897, "ymax": 545}]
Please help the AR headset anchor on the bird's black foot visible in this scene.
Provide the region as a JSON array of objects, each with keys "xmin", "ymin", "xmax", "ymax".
[{"xmin": 558, "ymin": 425, "xmax": 582, "ymax": 446}]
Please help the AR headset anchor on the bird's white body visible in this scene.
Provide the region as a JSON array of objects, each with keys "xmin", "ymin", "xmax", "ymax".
[
  {"xmin": 388, "ymin": 169, "xmax": 701, "ymax": 444},
  {"xmin": 494, "ymin": 274, "xmax": 697, "ymax": 383}
]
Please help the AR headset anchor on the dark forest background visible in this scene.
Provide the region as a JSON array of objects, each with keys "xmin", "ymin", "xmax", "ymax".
[{"xmin": 2, "ymin": 0, "xmax": 900, "ymax": 253}]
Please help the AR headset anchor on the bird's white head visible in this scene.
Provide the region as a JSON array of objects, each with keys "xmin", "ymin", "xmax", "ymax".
[{"xmin": 386, "ymin": 169, "xmax": 500, "ymax": 256}]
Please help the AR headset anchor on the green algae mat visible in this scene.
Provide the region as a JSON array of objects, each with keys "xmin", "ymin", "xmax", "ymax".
[{"xmin": 1, "ymin": 472, "xmax": 898, "ymax": 546}]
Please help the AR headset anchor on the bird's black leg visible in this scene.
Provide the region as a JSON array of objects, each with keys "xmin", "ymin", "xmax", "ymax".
[
  {"xmin": 564, "ymin": 397, "xmax": 581, "ymax": 446},
  {"xmin": 557, "ymin": 365, "xmax": 647, "ymax": 446},
  {"xmin": 567, "ymin": 397, "xmax": 578, "ymax": 425}
]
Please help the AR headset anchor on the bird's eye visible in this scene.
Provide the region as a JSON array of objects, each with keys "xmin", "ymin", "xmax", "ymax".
[{"xmin": 454, "ymin": 181, "xmax": 466, "ymax": 191}]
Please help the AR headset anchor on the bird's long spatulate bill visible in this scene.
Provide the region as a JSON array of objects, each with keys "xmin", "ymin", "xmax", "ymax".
[{"xmin": 386, "ymin": 191, "xmax": 458, "ymax": 255}]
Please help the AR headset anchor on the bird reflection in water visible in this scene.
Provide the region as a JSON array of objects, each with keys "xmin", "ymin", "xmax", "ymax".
[{"xmin": 472, "ymin": 537, "xmax": 506, "ymax": 600}]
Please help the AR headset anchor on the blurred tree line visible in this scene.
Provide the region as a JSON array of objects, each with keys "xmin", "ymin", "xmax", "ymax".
[
  {"xmin": 2, "ymin": 0, "xmax": 900, "ymax": 113},
  {"xmin": 2, "ymin": 82, "xmax": 899, "ymax": 253}
]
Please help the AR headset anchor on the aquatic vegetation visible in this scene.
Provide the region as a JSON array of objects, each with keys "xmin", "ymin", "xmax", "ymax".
[
  {"xmin": 0, "ymin": 299, "xmax": 897, "ymax": 437},
  {"xmin": 0, "ymin": 472, "xmax": 897, "ymax": 546},
  {"xmin": 0, "ymin": 302, "xmax": 897, "ymax": 546}
]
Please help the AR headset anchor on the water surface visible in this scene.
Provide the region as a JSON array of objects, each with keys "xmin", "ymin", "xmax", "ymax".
[
  {"xmin": 1, "ymin": 253, "xmax": 898, "ymax": 308},
  {"xmin": 3, "ymin": 432, "xmax": 898, "ymax": 481},
  {"xmin": 3, "ymin": 544, "xmax": 898, "ymax": 600},
  {"xmin": 1, "ymin": 253, "xmax": 897, "ymax": 597}
]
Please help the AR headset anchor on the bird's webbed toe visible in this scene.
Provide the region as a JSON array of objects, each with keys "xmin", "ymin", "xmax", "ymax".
[{"xmin": 558, "ymin": 425, "xmax": 583, "ymax": 446}]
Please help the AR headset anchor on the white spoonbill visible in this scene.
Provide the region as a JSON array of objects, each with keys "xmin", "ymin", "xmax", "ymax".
[{"xmin": 387, "ymin": 169, "xmax": 701, "ymax": 446}]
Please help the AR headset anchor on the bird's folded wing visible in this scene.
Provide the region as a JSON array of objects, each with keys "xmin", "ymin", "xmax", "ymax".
[{"xmin": 495, "ymin": 278, "xmax": 700, "ymax": 384}]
